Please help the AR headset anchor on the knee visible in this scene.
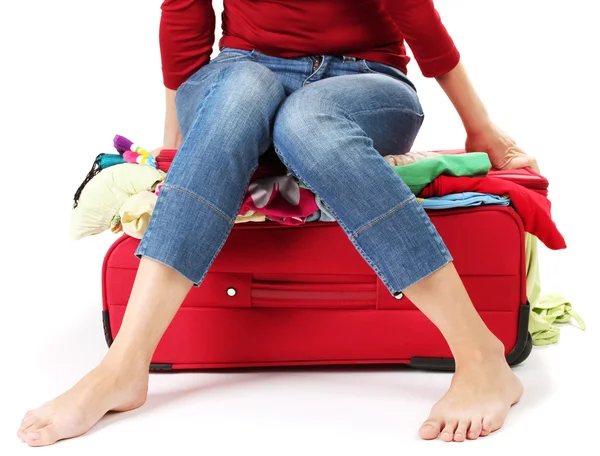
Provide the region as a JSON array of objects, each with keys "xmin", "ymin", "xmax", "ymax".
[
  {"xmin": 177, "ymin": 62, "xmax": 286, "ymax": 133},
  {"xmin": 275, "ymin": 87, "xmax": 340, "ymax": 130},
  {"xmin": 273, "ymin": 90, "xmax": 345, "ymax": 169}
]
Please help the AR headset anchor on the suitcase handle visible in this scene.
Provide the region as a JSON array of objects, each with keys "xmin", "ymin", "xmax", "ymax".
[
  {"xmin": 251, "ymin": 281, "xmax": 377, "ymax": 309},
  {"xmin": 198, "ymin": 273, "xmax": 407, "ymax": 310}
]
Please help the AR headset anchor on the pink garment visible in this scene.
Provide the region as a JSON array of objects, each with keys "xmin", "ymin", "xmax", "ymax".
[{"xmin": 240, "ymin": 174, "xmax": 318, "ymax": 225}]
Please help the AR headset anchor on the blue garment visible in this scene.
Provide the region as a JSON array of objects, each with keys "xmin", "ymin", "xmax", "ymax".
[
  {"xmin": 136, "ymin": 47, "xmax": 452, "ymax": 294},
  {"xmin": 315, "ymin": 196, "xmax": 336, "ymax": 222},
  {"xmin": 305, "ymin": 210, "xmax": 321, "ymax": 222},
  {"xmin": 419, "ymin": 192, "xmax": 510, "ymax": 210},
  {"xmin": 99, "ymin": 153, "xmax": 127, "ymax": 168}
]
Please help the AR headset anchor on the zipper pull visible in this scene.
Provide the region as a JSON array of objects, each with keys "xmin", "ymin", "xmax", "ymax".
[{"xmin": 311, "ymin": 55, "xmax": 323, "ymax": 72}]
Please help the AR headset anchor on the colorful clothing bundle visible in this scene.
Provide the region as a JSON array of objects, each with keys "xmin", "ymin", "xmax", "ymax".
[
  {"xmin": 71, "ymin": 135, "xmax": 165, "ymax": 240},
  {"xmin": 240, "ymin": 174, "xmax": 318, "ymax": 226},
  {"xmin": 420, "ymin": 175, "xmax": 566, "ymax": 250},
  {"xmin": 73, "ymin": 139, "xmax": 567, "ymax": 253},
  {"xmin": 256, "ymin": 151, "xmax": 496, "ymax": 224},
  {"xmin": 392, "ymin": 152, "xmax": 491, "ymax": 194},
  {"xmin": 70, "ymin": 163, "xmax": 164, "ymax": 240},
  {"xmin": 312, "ymin": 192, "xmax": 510, "ymax": 222},
  {"xmin": 249, "ymin": 151, "xmax": 567, "ymax": 254},
  {"xmin": 228, "ymin": 151, "xmax": 568, "ymax": 254}
]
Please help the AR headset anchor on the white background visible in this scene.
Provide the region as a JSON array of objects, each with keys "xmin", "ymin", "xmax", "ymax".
[{"xmin": 1, "ymin": 0, "xmax": 598, "ymax": 454}]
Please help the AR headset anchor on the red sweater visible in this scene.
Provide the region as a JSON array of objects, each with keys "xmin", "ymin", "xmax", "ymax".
[{"xmin": 160, "ymin": 0, "xmax": 460, "ymax": 90}]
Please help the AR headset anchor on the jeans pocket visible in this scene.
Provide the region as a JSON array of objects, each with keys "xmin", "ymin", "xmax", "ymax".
[{"xmin": 359, "ymin": 59, "xmax": 417, "ymax": 92}]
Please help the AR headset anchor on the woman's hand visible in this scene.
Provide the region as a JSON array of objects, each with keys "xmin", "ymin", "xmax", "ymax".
[
  {"xmin": 435, "ymin": 62, "xmax": 539, "ymax": 173},
  {"xmin": 149, "ymin": 147, "xmax": 166, "ymax": 158},
  {"xmin": 465, "ymin": 123, "xmax": 539, "ymax": 172}
]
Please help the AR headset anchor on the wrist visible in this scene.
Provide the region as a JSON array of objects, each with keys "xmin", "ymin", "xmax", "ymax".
[
  {"xmin": 163, "ymin": 131, "xmax": 182, "ymax": 150},
  {"xmin": 463, "ymin": 115, "xmax": 493, "ymax": 137},
  {"xmin": 163, "ymin": 88, "xmax": 182, "ymax": 150}
]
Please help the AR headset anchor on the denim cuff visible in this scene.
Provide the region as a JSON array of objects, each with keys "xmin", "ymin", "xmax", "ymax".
[
  {"xmin": 348, "ymin": 196, "xmax": 453, "ymax": 293},
  {"xmin": 135, "ymin": 185, "xmax": 233, "ymax": 286}
]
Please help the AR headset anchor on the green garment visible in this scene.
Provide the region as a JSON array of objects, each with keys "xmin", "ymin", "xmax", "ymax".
[
  {"xmin": 297, "ymin": 152, "xmax": 491, "ymax": 191},
  {"xmin": 525, "ymin": 233, "xmax": 586, "ymax": 345},
  {"xmin": 392, "ymin": 152, "xmax": 491, "ymax": 194}
]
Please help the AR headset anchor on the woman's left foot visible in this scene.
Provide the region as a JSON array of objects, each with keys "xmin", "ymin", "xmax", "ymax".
[
  {"xmin": 418, "ymin": 344, "xmax": 523, "ymax": 442},
  {"xmin": 17, "ymin": 360, "xmax": 149, "ymax": 447}
]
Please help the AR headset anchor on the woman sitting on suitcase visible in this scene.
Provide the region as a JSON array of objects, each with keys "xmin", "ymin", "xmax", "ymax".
[{"xmin": 18, "ymin": 0, "xmax": 538, "ymax": 446}]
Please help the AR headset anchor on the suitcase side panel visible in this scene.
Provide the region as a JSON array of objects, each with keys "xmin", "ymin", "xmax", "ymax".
[
  {"xmin": 102, "ymin": 206, "xmax": 528, "ymax": 370},
  {"xmin": 106, "ymin": 305, "xmax": 520, "ymax": 368}
]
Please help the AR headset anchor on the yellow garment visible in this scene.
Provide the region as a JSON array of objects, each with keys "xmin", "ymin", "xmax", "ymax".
[
  {"xmin": 70, "ymin": 163, "xmax": 165, "ymax": 240},
  {"xmin": 119, "ymin": 191, "xmax": 158, "ymax": 239},
  {"xmin": 235, "ymin": 210, "xmax": 267, "ymax": 223},
  {"xmin": 525, "ymin": 233, "xmax": 585, "ymax": 345}
]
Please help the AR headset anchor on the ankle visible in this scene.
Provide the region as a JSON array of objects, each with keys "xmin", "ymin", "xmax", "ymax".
[
  {"xmin": 451, "ymin": 334, "xmax": 506, "ymax": 368},
  {"xmin": 102, "ymin": 347, "xmax": 150, "ymax": 374}
]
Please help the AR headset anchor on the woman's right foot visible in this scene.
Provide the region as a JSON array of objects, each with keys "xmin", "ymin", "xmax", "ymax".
[
  {"xmin": 418, "ymin": 340, "xmax": 523, "ymax": 442},
  {"xmin": 17, "ymin": 359, "xmax": 149, "ymax": 447}
]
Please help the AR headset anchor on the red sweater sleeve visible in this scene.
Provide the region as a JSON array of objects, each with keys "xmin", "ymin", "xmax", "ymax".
[
  {"xmin": 382, "ymin": 0, "xmax": 460, "ymax": 77},
  {"xmin": 159, "ymin": 0, "xmax": 215, "ymax": 90}
]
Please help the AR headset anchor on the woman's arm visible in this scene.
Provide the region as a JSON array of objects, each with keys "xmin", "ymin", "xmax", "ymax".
[
  {"xmin": 383, "ymin": 0, "xmax": 460, "ymax": 78},
  {"xmin": 384, "ymin": 1, "xmax": 537, "ymax": 171},
  {"xmin": 155, "ymin": 0, "xmax": 215, "ymax": 152},
  {"xmin": 162, "ymin": 88, "xmax": 182, "ymax": 150},
  {"xmin": 436, "ymin": 62, "xmax": 538, "ymax": 171},
  {"xmin": 160, "ymin": 0, "xmax": 215, "ymax": 90},
  {"xmin": 435, "ymin": 61, "xmax": 490, "ymax": 135}
]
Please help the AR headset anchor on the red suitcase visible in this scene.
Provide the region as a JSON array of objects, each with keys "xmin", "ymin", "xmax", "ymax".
[{"xmin": 102, "ymin": 150, "xmax": 545, "ymax": 371}]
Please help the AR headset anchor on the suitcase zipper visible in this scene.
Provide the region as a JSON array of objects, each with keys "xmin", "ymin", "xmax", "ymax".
[{"xmin": 488, "ymin": 172, "xmax": 549, "ymax": 189}]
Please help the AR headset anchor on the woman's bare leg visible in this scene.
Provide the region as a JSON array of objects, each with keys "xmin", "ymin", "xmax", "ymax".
[
  {"xmin": 17, "ymin": 258, "xmax": 192, "ymax": 446},
  {"xmin": 404, "ymin": 263, "xmax": 523, "ymax": 442},
  {"xmin": 18, "ymin": 60, "xmax": 287, "ymax": 447},
  {"xmin": 272, "ymin": 73, "xmax": 522, "ymax": 442}
]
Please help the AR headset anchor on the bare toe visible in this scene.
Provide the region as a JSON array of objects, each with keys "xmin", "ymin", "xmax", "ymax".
[
  {"xmin": 26, "ymin": 424, "xmax": 59, "ymax": 447},
  {"xmin": 440, "ymin": 420, "xmax": 458, "ymax": 442},
  {"xmin": 17, "ymin": 361, "xmax": 149, "ymax": 446},
  {"xmin": 481, "ymin": 417, "xmax": 493, "ymax": 436},
  {"xmin": 467, "ymin": 418, "xmax": 483, "ymax": 440},
  {"xmin": 19, "ymin": 412, "xmax": 38, "ymax": 432},
  {"xmin": 420, "ymin": 341, "xmax": 523, "ymax": 443},
  {"xmin": 453, "ymin": 420, "xmax": 469, "ymax": 442},
  {"xmin": 23, "ymin": 431, "xmax": 41, "ymax": 447},
  {"xmin": 19, "ymin": 413, "xmax": 51, "ymax": 444},
  {"xmin": 419, "ymin": 419, "xmax": 443, "ymax": 440}
]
